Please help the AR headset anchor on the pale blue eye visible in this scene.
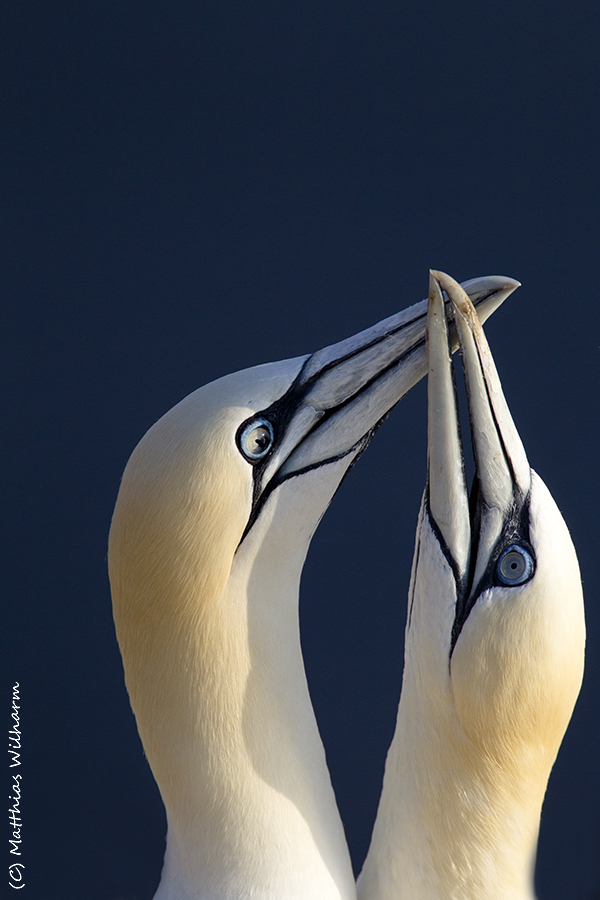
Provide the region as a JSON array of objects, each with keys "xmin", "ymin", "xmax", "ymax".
[
  {"xmin": 496, "ymin": 545, "xmax": 534, "ymax": 586},
  {"xmin": 239, "ymin": 418, "xmax": 274, "ymax": 461}
]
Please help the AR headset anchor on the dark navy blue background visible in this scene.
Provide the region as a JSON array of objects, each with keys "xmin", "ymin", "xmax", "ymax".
[{"xmin": 3, "ymin": 3, "xmax": 599, "ymax": 898}]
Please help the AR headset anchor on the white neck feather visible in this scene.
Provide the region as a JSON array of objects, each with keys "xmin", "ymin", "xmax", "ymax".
[
  {"xmin": 358, "ymin": 671, "xmax": 542, "ymax": 900},
  {"xmin": 155, "ymin": 493, "xmax": 356, "ymax": 900},
  {"xmin": 110, "ymin": 413, "xmax": 357, "ymax": 900}
]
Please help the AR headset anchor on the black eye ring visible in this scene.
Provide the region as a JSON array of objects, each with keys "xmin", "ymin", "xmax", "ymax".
[
  {"xmin": 496, "ymin": 544, "xmax": 535, "ymax": 586},
  {"xmin": 238, "ymin": 417, "xmax": 274, "ymax": 462}
]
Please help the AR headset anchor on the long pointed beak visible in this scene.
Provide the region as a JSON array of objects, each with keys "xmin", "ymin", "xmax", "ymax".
[
  {"xmin": 269, "ymin": 274, "xmax": 520, "ymax": 486},
  {"xmin": 426, "ymin": 271, "xmax": 531, "ymax": 607},
  {"xmin": 426, "ymin": 273, "xmax": 471, "ymax": 576}
]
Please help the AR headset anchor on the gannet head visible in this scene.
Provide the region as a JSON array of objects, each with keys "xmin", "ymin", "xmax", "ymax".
[
  {"xmin": 385, "ymin": 272, "xmax": 586, "ymax": 898},
  {"xmin": 421, "ymin": 271, "xmax": 585, "ymax": 766},
  {"xmin": 108, "ymin": 276, "xmax": 519, "ymax": 900}
]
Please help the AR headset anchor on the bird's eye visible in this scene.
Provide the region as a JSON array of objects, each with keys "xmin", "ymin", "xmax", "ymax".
[
  {"xmin": 238, "ymin": 418, "xmax": 274, "ymax": 461},
  {"xmin": 496, "ymin": 545, "xmax": 535, "ymax": 586}
]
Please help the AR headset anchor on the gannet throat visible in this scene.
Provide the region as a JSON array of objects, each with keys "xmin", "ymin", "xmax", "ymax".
[
  {"xmin": 108, "ymin": 276, "xmax": 518, "ymax": 900},
  {"xmin": 358, "ymin": 272, "xmax": 585, "ymax": 900}
]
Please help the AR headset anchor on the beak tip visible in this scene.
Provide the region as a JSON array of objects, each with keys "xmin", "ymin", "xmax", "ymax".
[
  {"xmin": 430, "ymin": 271, "xmax": 474, "ymax": 322},
  {"xmin": 428, "ymin": 270, "xmax": 445, "ymax": 306}
]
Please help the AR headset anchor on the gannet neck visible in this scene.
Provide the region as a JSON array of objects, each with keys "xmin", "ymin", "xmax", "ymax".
[
  {"xmin": 156, "ymin": 480, "xmax": 359, "ymax": 900},
  {"xmin": 110, "ymin": 363, "xmax": 357, "ymax": 900},
  {"xmin": 360, "ymin": 493, "xmax": 582, "ymax": 900},
  {"xmin": 358, "ymin": 273, "xmax": 584, "ymax": 900}
]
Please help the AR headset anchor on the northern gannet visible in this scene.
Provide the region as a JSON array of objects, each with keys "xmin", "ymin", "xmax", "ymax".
[
  {"xmin": 108, "ymin": 277, "xmax": 518, "ymax": 900},
  {"xmin": 357, "ymin": 272, "xmax": 585, "ymax": 900}
]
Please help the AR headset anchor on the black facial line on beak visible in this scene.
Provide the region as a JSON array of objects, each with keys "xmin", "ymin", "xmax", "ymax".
[
  {"xmin": 424, "ymin": 328, "xmax": 534, "ymax": 659},
  {"xmin": 238, "ymin": 341, "xmax": 415, "ymax": 546},
  {"xmin": 425, "ymin": 478, "xmax": 533, "ymax": 662},
  {"xmin": 450, "ymin": 489, "xmax": 534, "ymax": 657},
  {"xmin": 467, "ymin": 332, "xmax": 525, "ymax": 503}
]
